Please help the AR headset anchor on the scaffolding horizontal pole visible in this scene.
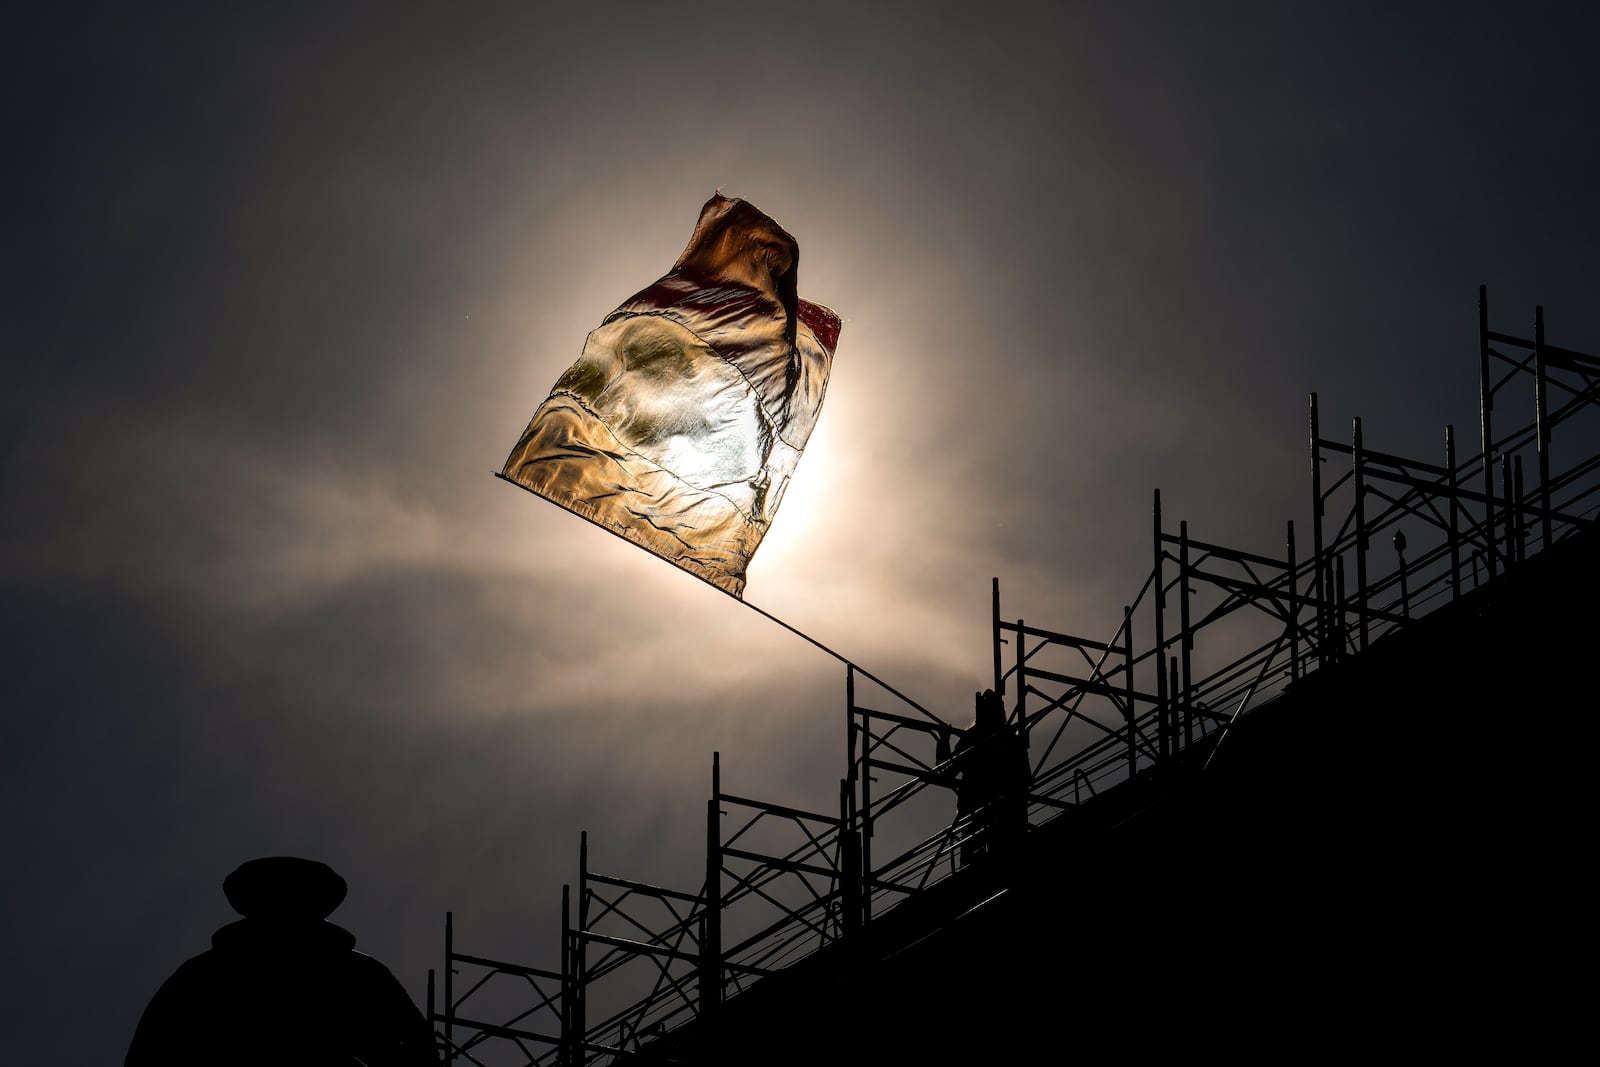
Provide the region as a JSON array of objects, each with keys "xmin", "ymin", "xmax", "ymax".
[
  {"xmin": 1367, "ymin": 448, "xmax": 1450, "ymax": 477},
  {"xmin": 854, "ymin": 704, "xmax": 953, "ymax": 732},
  {"xmin": 710, "ymin": 954, "xmax": 783, "ymax": 981},
  {"xmin": 1325, "ymin": 440, "xmax": 1451, "ymax": 477},
  {"xmin": 1175, "ymin": 703, "xmax": 1232, "ymax": 724},
  {"xmin": 582, "ymin": 930, "xmax": 702, "ymax": 964},
  {"xmin": 581, "ymin": 1037, "xmax": 652, "ymax": 1059},
  {"xmin": 867, "ymin": 756, "xmax": 948, "ymax": 783},
  {"xmin": 720, "ymin": 905, "xmax": 837, "ymax": 959},
  {"xmin": 1000, "ymin": 619, "xmax": 1118, "ymax": 653},
  {"xmin": 1024, "ymin": 666, "xmax": 1163, "ymax": 705},
  {"xmin": 1550, "ymin": 450, "xmax": 1600, "ymax": 490},
  {"xmin": 1185, "ymin": 565, "xmax": 1288, "ymax": 600},
  {"xmin": 587, "ymin": 872, "xmax": 704, "ymax": 905},
  {"xmin": 863, "ymin": 874, "xmax": 924, "ymax": 897},
  {"xmin": 449, "ymin": 952, "xmax": 565, "ymax": 982},
  {"xmin": 858, "ymin": 770, "xmax": 938, "ymax": 822},
  {"xmin": 440, "ymin": 1015, "xmax": 560, "ymax": 1048},
  {"xmin": 1355, "ymin": 463, "xmax": 1483, "ymax": 504},
  {"xmin": 718, "ymin": 792, "xmax": 840, "ymax": 826},
  {"xmin": 1160, "ymin": 532, "xmax": 1285, "ymax": 570},
  {"xmin": 722, "ymin": 846, "xmax": 840, "ymax": 881},
  {"xmin": 1486, "ymin": 329, "xmax": 1598, "ymax": 369}
]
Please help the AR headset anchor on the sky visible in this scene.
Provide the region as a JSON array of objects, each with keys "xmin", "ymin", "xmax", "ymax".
[{"xmin": 5, "ymin": 2, "xmax": 1598, "ymax": 1062}]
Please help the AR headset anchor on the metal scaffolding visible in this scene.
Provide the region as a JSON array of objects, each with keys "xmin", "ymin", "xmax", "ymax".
[{"xmin": 427, "ymin": 287, "xmax": 1599, "ymax": 1065}]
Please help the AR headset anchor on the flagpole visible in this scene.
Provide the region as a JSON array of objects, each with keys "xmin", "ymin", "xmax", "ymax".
[
  {"xmin": 494, "ymin": 472, "xmax": 941, "ymax": 723},
  {"xmin": 735, "ymin": 595, "xmax": 939, "ymax": 723}
]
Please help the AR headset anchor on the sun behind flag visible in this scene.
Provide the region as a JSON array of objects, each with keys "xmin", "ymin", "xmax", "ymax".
[{"xmin": 501, "ymin": 193, "xmax": 840, "ymax": 598}]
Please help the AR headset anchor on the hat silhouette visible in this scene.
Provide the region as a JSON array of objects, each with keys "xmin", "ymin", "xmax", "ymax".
[{"xmin": 222, "ymin": 856, "xmax": 347, "ymax": 920}]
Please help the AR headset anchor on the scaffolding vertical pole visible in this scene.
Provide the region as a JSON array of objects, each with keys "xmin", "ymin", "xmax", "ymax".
[
  {"xmin": 1535, "ymin": 304, "xmax": 1553, "ymax": 550},
  {"xmin": 561, "ymin": 884, "xmax": 573, "ymax": 1067},
  {"xmin": 1446, "ymin": 425, "xmax": 1461, "ymax": 600},
  {"xmin": 700, "ymin": 754, "xmax": 723, "ymax": 1019},
  {"xmin": 1124, "ymin": 605, "xmax": 1136, "ymax": 782},
  {"xmin": 443, "ymin": 912, "xmax": 454, "ymax": 1065},
  {"xmin": 845, "ymin": 662, "xmax": 862, "ymax": 930},
  {"xmin": 992, "ymin": 577, "xmax": 1004, "ymax": 698},
  {"xmin": 1309, "ymin": 394, "xmax": 1326, "ymax": 664},
  {"xmin": 1179, "ymin": 520, "xmax": 1193, "ymax": 747},
  {"xmin": 844, "ymin": 664, "xmax": 856, "ymax": 804},
  {"xmin": 426, "ymin": 970, "xmax": 436, "ymax": 1063},
  {"xmin": 843, "ymin": 666, "xmax": 865, "ymax": 932},
  {"xmin": 851, "ymin": 668, "xmax": 872, "ymax": 925},
  {"xmin": 1152, "ymin": 490, "xmax": 1169, "ymax": 762},
  {"xmin": 1322, "ymin": 558, "xmax": 1335, "ymax": 663},
  {"xmin": 1335, "ymin": 555, "xmax": 1347, "ymax": 661},
  {"xmin": 1353, "ymin": 417, "xmax": 1369, "ymax": 651},
  {"xmin": 839, "ymin": 778, "xmax": 861, "ymax": 936},
  {"xmin": 1287, "ymin": 520, "xmax": 1299, "ymax": 680},
  {"xmin": 1479, "ymin": 284, "xmax": 1498, "ymax": 580},
  {"xmin": 1168, "ymin": 658, "xmax": 1179, "ymax": 759},
  {"xmin": 1502, "ymin": 454, "xmax": 1515, "ymax": 565},
  {"xmin": 1015, "ymin": 618, "xmax": 1027, "ymax": 733},
  {"xmin": 1513, "ymin": 456, "xmax": 1527, "ymax": 563},
  {"xmin": 576, "ymin": 834, "xmax": 589, "ymax": 1067}
]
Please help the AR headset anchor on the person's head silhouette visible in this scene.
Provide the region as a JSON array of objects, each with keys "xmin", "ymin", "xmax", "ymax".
[
  {"xmin": 222, "ymin": 856, "xmax": 347, "ymax": 921},
  {"xmin": 975, "ymin": 688, "xmax": 1005, "ymax": 730}
]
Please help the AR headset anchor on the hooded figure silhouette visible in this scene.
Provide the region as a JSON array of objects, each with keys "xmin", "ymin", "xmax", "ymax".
[{"xmin": 125, "ymin": 856, "xmax": 439, "ymax": 1067}]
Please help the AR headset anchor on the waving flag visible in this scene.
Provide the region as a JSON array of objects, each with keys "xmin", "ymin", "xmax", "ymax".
[{"xmin": 501, "ymin": 193, "xmax": 840, "ymax": 598}]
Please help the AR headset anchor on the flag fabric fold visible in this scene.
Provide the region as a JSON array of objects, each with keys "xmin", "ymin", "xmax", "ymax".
[{"xmin": 501, "ymin": 193, "xmax": 839, "ymax": 598}]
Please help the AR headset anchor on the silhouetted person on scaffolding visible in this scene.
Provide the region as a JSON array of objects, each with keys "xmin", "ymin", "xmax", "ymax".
[
  {"xmin": 125, "ymin": 856, "xmax": 440, "ymax": 1067},
  {"xmin": 952, "ymin": 689, "xmax": 1031, "ymax": 865}
]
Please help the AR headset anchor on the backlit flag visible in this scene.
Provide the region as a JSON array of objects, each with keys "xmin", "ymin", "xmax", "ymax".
[{"xmin": 501, "ymin": 193, "xmax": 840, "ymax": 599}]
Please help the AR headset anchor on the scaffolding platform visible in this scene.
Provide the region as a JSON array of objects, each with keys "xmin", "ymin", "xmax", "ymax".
[{"xmin": 429, "ymin": 287, "xmax": 1599, "ymax": 1063}]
